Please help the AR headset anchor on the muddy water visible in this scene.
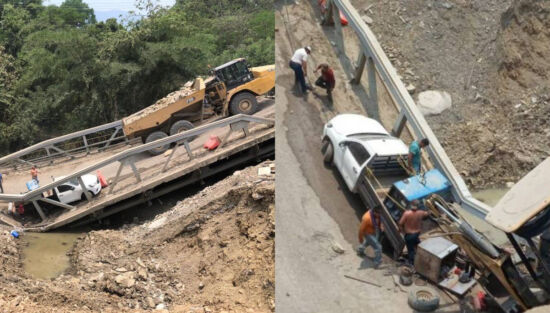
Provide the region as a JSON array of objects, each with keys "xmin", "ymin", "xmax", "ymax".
[
  {"xmin": 459, "ymin": 187, "xmax": 511, "ymax": 245},
  {"xmin": 473, "ymin": 187, "xmax": 510, "ymax": 207},
  {"xmin": 22, "ymin": 232, "xmax": 81, "ymax": 279}
]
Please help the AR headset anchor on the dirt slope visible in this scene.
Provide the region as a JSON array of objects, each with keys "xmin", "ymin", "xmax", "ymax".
[
  {"xmin": 0, "ymin": 162, "xmax": 274, "ymax": 313},
  {"xmin": 351, "ymin": 0, "xmax": 550, "ymax": 188}
]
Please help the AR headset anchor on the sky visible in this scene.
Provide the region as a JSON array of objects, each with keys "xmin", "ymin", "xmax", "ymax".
[{"xmin": 42, "ymin": 0, "xmax": 176, "ymax": 21}]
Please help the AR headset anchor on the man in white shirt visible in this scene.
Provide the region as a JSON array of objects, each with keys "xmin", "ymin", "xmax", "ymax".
[{"xmin": 289, "ymin": 46, "xmax": 312, "ymax": 94}]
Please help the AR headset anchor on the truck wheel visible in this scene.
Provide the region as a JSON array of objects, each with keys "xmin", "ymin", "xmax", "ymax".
[
  {"xmin": 145, "ymin": 131, "xmax": 169, "ymax": 156},
  {"xmin": 322, "ymin": 138, "xmax": 334, "ymax": 164},
  {"xmin": 230, "ymin": 92, "xmax": 258, "ymax": 115},
  {"xmin": 267, "ymin": 87, "xmax": 275, "ymax": 97},
  {"xmin": 169, "ymin": 120, "xmax": 197, "ymax": 142},
  {"xmin": 408, "ymin": 287, "xmax": 440, "ymax": 312}
]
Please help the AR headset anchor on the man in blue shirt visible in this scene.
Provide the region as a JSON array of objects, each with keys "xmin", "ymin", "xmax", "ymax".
[{"xmin": 408, "ymin": 138, "xmax": 429, "ymax": 175}]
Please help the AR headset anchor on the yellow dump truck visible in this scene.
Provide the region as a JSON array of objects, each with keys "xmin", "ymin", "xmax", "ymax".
[{"xmin": 122, "ymin": 58, "xmax": 275, "ymax": 155}]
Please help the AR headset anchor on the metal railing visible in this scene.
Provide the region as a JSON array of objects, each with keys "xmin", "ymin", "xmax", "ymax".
[
  {"xmin": 0, "ymin": 114, "xmax": 274, "ymax": 221},
  {"xmin": 0, "ymin": 120, "xmax": 128, "ymax": 169},
  {"xmin": 325, "ymin": 0, "xmax": 490, "ymax": 219}
]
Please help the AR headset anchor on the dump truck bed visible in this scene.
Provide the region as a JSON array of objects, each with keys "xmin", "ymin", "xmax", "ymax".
[{"xmin": 122, "ymin": 78, "xmax": 206, "ymax": 138}]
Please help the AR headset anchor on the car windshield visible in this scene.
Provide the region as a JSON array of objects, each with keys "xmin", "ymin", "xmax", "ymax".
[{"xmin": 347, "ymin": 133, "xmax": 390, "ymax": 140}]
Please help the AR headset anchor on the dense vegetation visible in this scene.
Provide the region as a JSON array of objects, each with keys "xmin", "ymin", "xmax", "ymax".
[{"xmin": 0, "ymin": 0, "xmax": 274, "ymax": 154}]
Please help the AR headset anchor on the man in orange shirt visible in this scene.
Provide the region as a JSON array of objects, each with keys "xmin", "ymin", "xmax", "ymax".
[
  {"xmin": 399, "ymin": 200, "xmax": 429, "ymax": 265},
  {"xmin": 356, "ymin": 208, "xmax": 382, "ymax": 268}
]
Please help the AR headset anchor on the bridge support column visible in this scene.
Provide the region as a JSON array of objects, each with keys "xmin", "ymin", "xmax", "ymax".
[
  {"xmin": 32, "ymin": 200, "xmax": 47, "ymax": 221},
  {"xmin": 392, "ymin": 110, "xmax": 407, "ymax": 137},
  {"xmin": 351, "ymin": 52, "xmax": 366, "ymax": 84}
]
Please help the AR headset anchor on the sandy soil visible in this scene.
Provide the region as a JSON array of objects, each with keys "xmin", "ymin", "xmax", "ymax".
[{"xmin": 0, "ymin": 162, "xmax": 274, "ymax": 313}]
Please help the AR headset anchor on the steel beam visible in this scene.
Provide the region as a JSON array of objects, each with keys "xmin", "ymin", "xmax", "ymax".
[
  {"xmin": 391, "ymin": 110, "xmax": 407, "ymax": 137},
  {"xmin": 351, "ymin": 52, "xmax": 366, "ymax": 84},
  {"xmin": 128, "ymin": 160, "xmax": 142, "ymax": 183},
  {"xmin": 32, "ymin": 200, "xmax": 47, "ymax": 221},
  {"xmin": 38, "ymin": 197, "xmax": 75, "ymax": 211}
]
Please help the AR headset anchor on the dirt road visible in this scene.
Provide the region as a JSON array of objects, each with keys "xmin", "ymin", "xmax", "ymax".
[{"xmin": 275, "ymin": 1, "xmax": 455, "ymax": 312}]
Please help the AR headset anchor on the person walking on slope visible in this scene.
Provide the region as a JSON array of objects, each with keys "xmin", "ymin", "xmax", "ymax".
[
  {"xmin": 399, "ymin": 200, "xmax": 429, "ymax": 266},
  {"xmin": 313, "ymin": 63, "xmax": 335, "ymax": 101},
  {"xmin": 408, "ymin": 138, "xmax": 429, "ymax": 175},
  {"xmin": 30, "ymin": 166, "xmax": 39, "ymax": 184},
  {"xmin": 356, "ymin": 208, "xmax": 383, "ymax": 268},
  {"xmin": 289, "ymin": 46, "xmax": 312, "ymax": 94},
  {"xmin": 0, "ymin": 172, "xmax": 3, "ymax": 193}
]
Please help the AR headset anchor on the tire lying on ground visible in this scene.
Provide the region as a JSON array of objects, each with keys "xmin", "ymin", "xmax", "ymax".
[
  {"xmin": 408, "ymin": 287, "xmax": 440, "ymax": 312},
  {"xmin": 145, "ymin": 131, "xmax": 169, "ymax": 155},
  {"xmin": 229, "ymin": 92, "xmax": 258, "ymax": 115},
  {"xmin": 321, "ymin": 138, "xmax": 333, "ymax": 164}
]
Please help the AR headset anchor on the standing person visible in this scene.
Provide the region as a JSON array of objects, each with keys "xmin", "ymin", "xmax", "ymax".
[
  {"xmin": 0, "ymin": 173, "xmax": 3, "ymax": 193},
  {"xmin": 399, "ymin": 200, "xmax": 429, "ymax": 266},
  {"xmin": 408, "ymin": 138, "xmax": 430, "ymax": 175},
  {"xmin": 356, "ymin": 207, "xmax": 383, "ymax": 268},
  {"xmin": 30, "ymin": 166, "xmax": 39, "ymax": 184},
  {"xmin": 289, "ymin": 46, "xmax": 312, "ymax": 94},
  {"xmin": 313, "ymin": 63, "xmax": 335, "ymax": 101}
]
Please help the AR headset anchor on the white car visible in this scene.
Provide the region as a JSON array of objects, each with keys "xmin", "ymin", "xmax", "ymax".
[
  {"xmin": 52, "ymin": 174, "xmax": 102, "ymax": 204},
  {"xmin": 322, "ymin": 114, "xmax": 409, "ymax": 192}
]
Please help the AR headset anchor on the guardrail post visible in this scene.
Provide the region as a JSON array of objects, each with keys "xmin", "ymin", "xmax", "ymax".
[
  {"xmin": 32, "ymin": 200, "xmax": 47, "ymax": 221},
  {"xmin": 109, "ymin": 160, "xmax": 125, "ymax": 194},
  {"xmin": 391, "ymin": 110, "xmax": 407, "ymax": 137},
  {"xmin": 351, "ymin": 52, "xmax": 366, "ymax": 84},
  {"xmin": 82, "ymin": 135, "xmax": 90, "ymax": 154},
  {"xmin": 162, "ymin": 144, "xmax": 179, "ymax": 172},
  {"xmin": 103, "ymin": 127, "xmax": 121, "ymax": 150},
  {"xmin": 183, "ymin": 141, "xmax": 194, "ymax": 160},
  {"xmin": 77, "ymin": 176, "xmax": 92, "ymax": 201},
  {"xmin": 128, "ymin": 160, "xmax": 142, "ymax": 183},
  {"xmin": 367, "ymin": 56, "xmax": 377, "ymax": 108}
]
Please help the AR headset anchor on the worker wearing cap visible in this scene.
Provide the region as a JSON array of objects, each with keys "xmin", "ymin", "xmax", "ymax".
[
  {"xmin": 399, "ymin": 200, "xmax": 429, "ymax": 266},
  {"xmin": 408, "ymin": 138, "xmax": 429, "ymax": 176},
  {"xmin": 289, "ymin": 46, "xmax": 312, "ymax": 94},
  {"xmin": 356, "ymin": 208, "xmax": 383, "ymax": 268},
  {"xmin": 313, "ymin": 63, "xmax": 335, "ymax": 101}
]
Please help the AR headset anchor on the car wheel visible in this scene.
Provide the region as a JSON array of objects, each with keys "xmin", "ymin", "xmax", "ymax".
[
  {"xmin": 229, "ymin": 92, "xmax": 258, "ymax": 115},
  {"xmin": 322, "ymin": 138, "xmax": 334, "ymax": 164},
  {"xmin": 145, "ymin": 131, "xmax": 169, "ymax": 156},
  {"xmin": 408, "ymin": 287, "xmax": 440, "ymax": 312},
  {"xmin": 81, "ymin": 191, "xmax": 92, "ymax": 201}
]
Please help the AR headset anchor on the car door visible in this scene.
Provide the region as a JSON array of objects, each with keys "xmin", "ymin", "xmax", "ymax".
[
  {"xmin": 341, "ymin": 142, "xmax": 370, "ymax": 191},
  {"xmin": 56, "ymin": 184, "xmax": 75, "ymax": 204}
]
